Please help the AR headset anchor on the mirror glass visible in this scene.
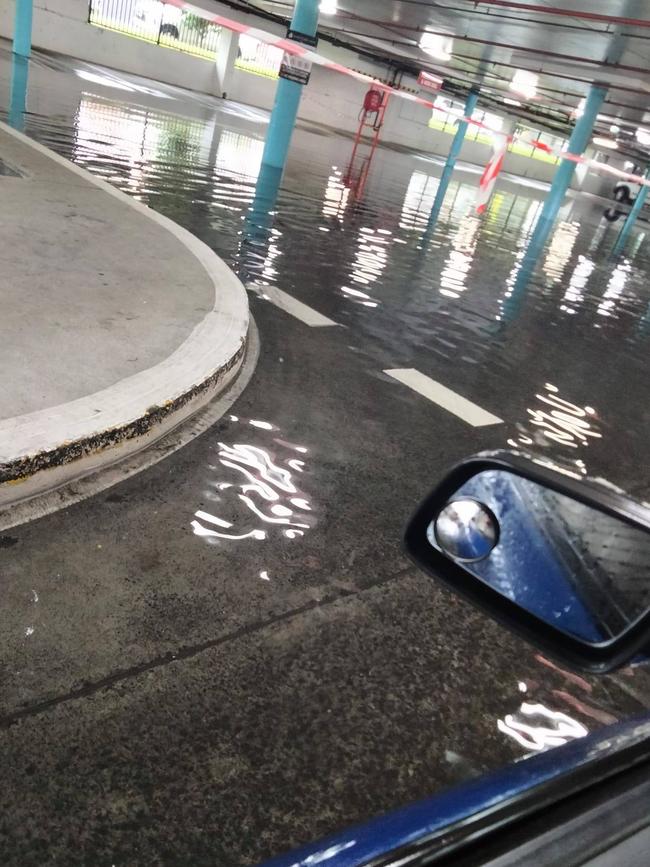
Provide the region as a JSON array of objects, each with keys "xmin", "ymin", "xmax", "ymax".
[{"xmin": 428, "ymin": 470, "xmax": 650, "ymax": 644}]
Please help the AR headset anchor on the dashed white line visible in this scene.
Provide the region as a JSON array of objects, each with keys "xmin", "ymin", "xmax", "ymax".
[
  {"xmin": 249, "ymin": 283, "xmax": 339, "ymax": 327},
  {"xmin": 384, "ymin": 368, "xmax": 503, "ymax": 427},
  {"xmin": 247, "ymin": 283, "xmax": 501, "ymax": 426}
]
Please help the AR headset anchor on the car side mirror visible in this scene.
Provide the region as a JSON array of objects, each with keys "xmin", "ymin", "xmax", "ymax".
[{"xmin": 404, "ymin": 452, "xmax": 650, "ymax": 673}]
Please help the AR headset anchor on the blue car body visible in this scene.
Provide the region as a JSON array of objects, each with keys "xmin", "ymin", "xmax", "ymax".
[{"xmin": 262, "ymin": 714, "xmax": 650, "ymax": 867}]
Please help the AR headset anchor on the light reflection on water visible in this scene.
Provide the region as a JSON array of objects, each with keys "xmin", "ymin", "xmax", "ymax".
[
  {"xmin": 5, "ymin": 49, "xmax": 650, "ymax": 492},
  {"xmin": 543, "ymin": 220, "xmax": 580, "ymax": 284},
  {"xmin": 191, "ymin": 417, "xmax": 315, "ymax": 550},
  {"xmin": 507, "ymin": 383, "xmax": 601, "ymax": 478},
  {"xmin": 498, "ymin": 700, "xmax": 589, "ymax": 752}
]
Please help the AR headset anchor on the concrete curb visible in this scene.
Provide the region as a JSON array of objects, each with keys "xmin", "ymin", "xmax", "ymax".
[{"xmin": 0, "ymin": 121, "xmax": 250, "ymax": 506}]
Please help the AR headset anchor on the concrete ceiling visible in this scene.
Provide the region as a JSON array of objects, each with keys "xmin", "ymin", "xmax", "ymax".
[{"xmin": 237, "ymin": 0, "xmax": 650, "ymax": 158}]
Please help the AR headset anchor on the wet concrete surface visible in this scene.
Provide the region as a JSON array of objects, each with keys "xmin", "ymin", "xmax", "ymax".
[
  {"xmin": 1, "ymin": 47, "xmax": 650, "ymax": 866},
  {"xmin": 2, "ymin": 569, "xmax": 647, "ymax": 866},
  {"xmin": 1, "ymin": 303, "xmax": 499, "ymax": 715}
]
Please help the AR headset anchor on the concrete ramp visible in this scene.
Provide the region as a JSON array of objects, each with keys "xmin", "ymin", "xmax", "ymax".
[{"xmin": 0, "ymin": 122, "xmax": 249, "ymax": 507}]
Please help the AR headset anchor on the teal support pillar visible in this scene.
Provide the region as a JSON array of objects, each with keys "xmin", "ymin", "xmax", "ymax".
[
  {"xmin": 13, "ymin": 0, "xmax": 33, "ymax": 57},
  {"xmin": 612, "ymin": 166, "xmax": 650, "ymax": 257},
  {"xmin": 425, "ymin": 90, "xmax": 479, "ymax": 232},
  {"xmin": 526, "ymin": 85, "xmax": 606, "ymax": 252},
  {"xmin": 260, "ymin": 0, "xmax": 319, "ymax": 172},
  {"xmin": 9, "ymin": 53, "xmax": 29, "ymax": 130},
  {"xmin": 500, "ymin": 84, "xmax": 607, "ymax": 323}
]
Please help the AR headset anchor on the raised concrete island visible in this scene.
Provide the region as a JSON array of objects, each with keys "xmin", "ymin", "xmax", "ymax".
[{"xmin": 0, "ymin": 122, "xmax": 249, "ymax": 507}]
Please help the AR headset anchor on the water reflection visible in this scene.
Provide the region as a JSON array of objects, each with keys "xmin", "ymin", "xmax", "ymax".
[
  {"xmin": 498, "ymin": 700, "xmax": 588, "ymax": 752},
  {"xmin": 507, "ymin": 383, "xmax": 601, "ymax": 478},
  {"xmin": 560, "ymin": 254, "xmax": 595, "ymax": 315},
  {"xmin": 191, "ymin": 417, "xmax": 315, "ymax": 548},
  {"xmin": 439, "ymin": 215, "xmax": 480, "ymax": 299},
  {"xmin": 400, "ymin": 171, "xmax": 439, "ymax": 231},
  {"xmin": 597, "ymin": 261, "xmax": 630, "ymax": 320},
  {"xmin": 322, "ymin": 167, "xmax": 349, "ymax": 221},
  {"xmin": 543, "ymin": 221, "xmax": 579, "ymax": 283},
  {"xmin": 72, "ymin": 93, "xmax": 211, "ymax": 197},
  {"xmin": 341, "ymin": 227, "xmax": 389, "ymax": 307},
  {"xmin": 8, "ymin": 49, "xmax": 650, "ymax": 504}
]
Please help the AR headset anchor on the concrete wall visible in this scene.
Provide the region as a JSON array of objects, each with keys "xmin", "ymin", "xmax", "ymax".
[{"xmin": 0, "ymin": 0, "xmax": 218, "ymax": 94}]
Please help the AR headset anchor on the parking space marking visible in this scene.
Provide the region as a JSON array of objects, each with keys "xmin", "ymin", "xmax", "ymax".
[
  {"xmin": 249, "ymin": 283, "xmax": 340, "ymax": 327},
  {"xmin": 384, "ymin": 369, "xmax": 503, "ymax": 427}
]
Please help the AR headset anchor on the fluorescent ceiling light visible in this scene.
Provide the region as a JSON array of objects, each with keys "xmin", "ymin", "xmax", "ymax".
[
  {"xmin": 319, "ymin": 0, "xmax": 337, "ymax": 14},
  {"xmin": 420, "ymin": 32, "xmax": 453, "ymax": 61},
  {"xmin": 509, "ymin": 69, "xmax": 538, "ymax": 100},
  {"xmin": 609, "ymin": 124, "xmax": 620, "ymax": 134},
  {"xmin": 593, "ymin": 136, "xmax": 618, "ymax": 149},
  {"xmin": 636, "ymin": 127, "xmax": 650, "ymax": 146},
  {"xmin": 503, "ymin": 97, "xmax": 521, "ymax": 106}
]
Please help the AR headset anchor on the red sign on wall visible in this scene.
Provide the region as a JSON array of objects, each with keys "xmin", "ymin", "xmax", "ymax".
[{"xmin": 418, "ymin": 71, "xmax": 443, "ymax": 93}]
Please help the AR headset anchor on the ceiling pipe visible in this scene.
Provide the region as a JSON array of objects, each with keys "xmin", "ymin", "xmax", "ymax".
[
  {"xmin": 473, "ymin": 0, "xmax": 650, "ymax": 28},
  {"xmin": 337, "ymin": 12, "xmax": 650, "ymax": 76}
]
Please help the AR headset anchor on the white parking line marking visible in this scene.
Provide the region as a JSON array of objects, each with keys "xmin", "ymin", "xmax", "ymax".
[
  {"xmin": 248, "ymin": 283, "xmax": 339, "ymax": 327},
  {"xmin": 384, "ymin": 369, "xmax": 503, "ymax": 427}
]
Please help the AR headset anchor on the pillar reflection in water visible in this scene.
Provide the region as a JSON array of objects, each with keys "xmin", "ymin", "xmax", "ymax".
[
  {"xmin": 241, "ymin": 160, "xmax": 283, "ymax": 283},
  {"xmin": 499, "ymin": 213, "xmax": 576, "ymax": 323},
  {"xmin": 424, "ymin": 90, "xmax": 479, "ymax": 235},
  {"xmin": 9, "ymin": 53, "xmax": 29, "ymax": 132},
  {"xmin": 499, "ymin": 85, "xmax": 606, "ymax": 323}
]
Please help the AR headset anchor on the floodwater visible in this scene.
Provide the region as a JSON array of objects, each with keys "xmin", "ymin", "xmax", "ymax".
[{"xmin": 1, "ymin": 44, "xmax": 650, "ymax": 866}]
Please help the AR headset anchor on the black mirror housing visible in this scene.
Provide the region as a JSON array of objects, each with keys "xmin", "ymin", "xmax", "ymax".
[{"xmin": 404, "ymin": 452, "xmax": 650, "ymax": 674}]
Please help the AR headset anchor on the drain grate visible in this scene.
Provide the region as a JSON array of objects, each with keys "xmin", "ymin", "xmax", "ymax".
[{"xmin": 0, "ymin": 158, "xmax": 22, "ymax": 177}]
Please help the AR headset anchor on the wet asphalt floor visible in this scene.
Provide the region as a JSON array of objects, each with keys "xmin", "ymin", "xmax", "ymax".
[{"xmin": 1, "ymin": 47, "xmax": 650, "ymax": 866}]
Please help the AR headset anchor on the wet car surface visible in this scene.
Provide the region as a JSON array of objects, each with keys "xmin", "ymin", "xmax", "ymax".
[{"xmin": 1, "ymin": 46, "xmax": 650, "ymax": 866}]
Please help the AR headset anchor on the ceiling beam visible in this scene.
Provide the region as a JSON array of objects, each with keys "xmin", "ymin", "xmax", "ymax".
[{"xmin": 473, "ymin": 0, "xmax": 650, "ymax": 28}]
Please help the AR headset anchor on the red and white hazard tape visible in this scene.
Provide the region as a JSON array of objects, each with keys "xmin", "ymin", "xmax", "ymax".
[{"xmin": 164, "ymin": 1, "xmax": 649, "ymax": 194}]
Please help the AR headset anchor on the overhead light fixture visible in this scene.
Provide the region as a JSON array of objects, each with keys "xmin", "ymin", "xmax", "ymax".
[
  {"xmin": 636, "ymin": 127, "xmax": 650, "ymax": 146},
  {"xmin": 319, "ymin": 0, "xmax": 337, "ymax": 13},
  {"xmin": 593, "ymin": 136, "xmax": 618, "ymax": 150},
  {"xmin": 503, "ymin": 97, "xmax": 521, "ymax": 106},
  {"xmin": 609, "ymin": 124, "xmax": 620, "ymax": 134},
  {"xmin": 509, "ymin": 69, "xmax": 538, "ymax": 100},
  {"xmin": 419, "ymin": 32, "xmax": 453, "ymax": 61}
]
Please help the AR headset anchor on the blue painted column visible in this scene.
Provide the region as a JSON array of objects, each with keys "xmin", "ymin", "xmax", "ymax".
[
  {"xmin": 499, "ymin": 84, "xmax": 607, "ymax": 323},
  {"xmin": 9, "ymin": 53, "xmax": 29, "ymax": 131},
  {"xmin": 13, "ymin": 0, "xmax": 33, "ymax": 57},
  {"xmin": 425, "ymin": 90, "xmax": 479, "ymax": 230},
  {"xmin": 260, "ymin": 0, "xmax": 319, "ymax": 171},
  {"xmin": 526, "ymin": 85, "xmax": 606, "ymax": 251},
  {"xmin": 612, "ymin": 166, "xmax": 650, "ymax": 257}
]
